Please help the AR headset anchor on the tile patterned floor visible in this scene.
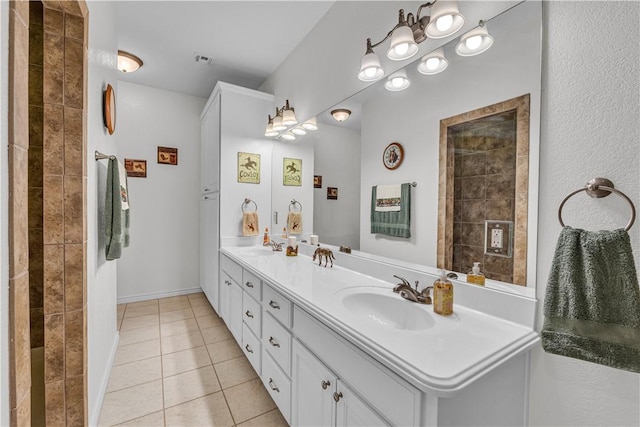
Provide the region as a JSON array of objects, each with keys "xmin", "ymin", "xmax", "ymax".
[{"xmin": 99, "ymin": 293, "xmax": 288, "ymax": 427}]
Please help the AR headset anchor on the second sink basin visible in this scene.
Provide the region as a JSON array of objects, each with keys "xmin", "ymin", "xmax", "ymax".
[
  {"xmin": 334, "ymin": 287, "xmax": 435, "ymax": 331},
  {"xmin": 235, "ymin": 247, "xmax": 275, "ymax": 257}
]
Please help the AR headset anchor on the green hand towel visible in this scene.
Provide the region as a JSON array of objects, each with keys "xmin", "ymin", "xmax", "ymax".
[
  {"xmin": 370, "ymin": 183, "xmax": 411, "ymax": 238},
  {"xmin": 105, "ymin": 158, "xmax": 130, "ymax": 260},
  {"xmin": 542, "ymin": 226, "xmax": 640, "ymax": 373}
]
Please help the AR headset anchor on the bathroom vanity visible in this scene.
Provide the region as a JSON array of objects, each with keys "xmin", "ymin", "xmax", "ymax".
[{"xmin": 217, "ymin": 244, "xmax": 539, "ymax": 427}]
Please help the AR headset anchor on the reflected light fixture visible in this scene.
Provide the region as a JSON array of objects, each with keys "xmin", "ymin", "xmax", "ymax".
[
  {"xmin": 281, "ymin": 131, "xmax": 296, "ymax": 141},
  {"xmin": 264, "ymin": 115, "xmax": 279, "ymax": 137},
  {"xmin": 291, "ymin": 127, "xmax": 307, "ymax": 136},
  {"xmin": 331, "ymin": 109, "xmax": 351, "ymax": 122},
  {"xmin": 302, "ymin": 117, "xmax": 318, "ymax": 131},
  {"xmin": 272, "ymin": 107, "xmax": 286, "ymax": 131},
  {"xmin": 456, "ymin": 20, "xmax": 494, "ymax": 56},
  {"xmin": 417, "ymin": 47, "xmax": 448, "ymax": 75},
  {"xmin": 117, "ymin": 50, "xmax": 143, "ymax": 73},
  {"xmin": 385, "ymin": 70, "xmax": 410, "ymax": 91},
  {"xmin": 265, "ymin": 101, "xmax": 317, "ymax": 139},
  {"xmin": 281, "ymin": 100, "xmax": 298, "ymax": 126},
  {"xmin": 358, "ymin": 1, "xmax": 464, "ymax": 81}
]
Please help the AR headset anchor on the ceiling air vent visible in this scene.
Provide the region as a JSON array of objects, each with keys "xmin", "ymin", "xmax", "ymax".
[{"xmin": 194, "ymin": 52, "xmax": 215, "ymax": 66}]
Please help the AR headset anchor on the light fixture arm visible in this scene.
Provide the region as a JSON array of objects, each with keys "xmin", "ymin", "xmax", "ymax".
[{"xmin": 363, "ymin": 2, "xmax": 436, "ymax": 53}]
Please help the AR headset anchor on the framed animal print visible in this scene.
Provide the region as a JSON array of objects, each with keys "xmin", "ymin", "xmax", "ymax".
[
  {"xmin": 283, "ymin": 158, "xmax": 302, "ymax": 186},
  {"xmin": 157, "ymin": 146, "xmax": 178, "ymax": 165},
  {"xmin": 238, "ymin": 152, "xmax": 261, "ymax": 184},
  {"xmin": 124, "ymin": 159, "xmax": 147, "ymax": 178}
]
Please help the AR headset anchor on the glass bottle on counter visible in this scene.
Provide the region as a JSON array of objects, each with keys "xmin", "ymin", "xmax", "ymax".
[
  {"xmin": 433, "ymin": 269, "xmax": 454, "ymax": 316},
  {"xmin": 467, "ymin": 262, "xmax": 486, "ymax": 286}
]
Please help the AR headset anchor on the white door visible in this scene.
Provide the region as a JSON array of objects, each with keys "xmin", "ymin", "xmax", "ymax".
[
  {"xmin": 228, "ymin": 280, "xmax": 243, "ymax": 344},
  {"xmin": 201, "ymin": 95, "xmax": 220, "ymax": 193},
  {"xmin": 291, "ymin": 340, "xmax": 337, "ymax": 427},
  {"xmin": 200, "ymin": 193, "xmax": 219, "ymax": 311},
  {"xmin": 335, "ymin": 381, "xmax": 389, "ymax": 427}
]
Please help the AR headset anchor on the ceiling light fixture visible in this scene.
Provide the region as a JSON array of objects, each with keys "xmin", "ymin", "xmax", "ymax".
[
  {"xmin": 117, "ymin": 50, "xmax": 143, "ymax": 73},
  {"xmin": 417, "ymin": 47, "xmax": 448, "ymax": 75},
  {"xmin": 385, "ymin": 70, "xmax": 411, "ymax": 92},
  {"xmin": 358, "ymin": 1, "xmax": 464, "ymax": 82},
  {"xmin": 456, "ymin": 20, "xmax": 494, "ymax": 56},
  {"xmin": 265, "ymin": 101, "xmax": 318, "ymax": 139},
  {"xmin": 331, "ymin": 109, "xmax": 351, "ymax": 122}
]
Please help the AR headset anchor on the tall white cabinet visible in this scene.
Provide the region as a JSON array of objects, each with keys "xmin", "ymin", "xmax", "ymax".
[{"xmin": 199, "ymin": 82, "xmax": 274, "ymax": 313}]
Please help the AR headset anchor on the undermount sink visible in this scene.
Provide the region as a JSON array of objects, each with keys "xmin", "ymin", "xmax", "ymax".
[
  {"xmin": 334, "ymin": 287, "xmax": 435, "ymax": 331},
  {"xmin": 236, "ymin": 247, "xmax": 275, "ymax": 257}
]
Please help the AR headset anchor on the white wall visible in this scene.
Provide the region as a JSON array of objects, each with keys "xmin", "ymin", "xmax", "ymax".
[
  {"xmin": 529, "ymin": 2, "xmax": 640, "ymax": 426},
  {"xmin": 86, "ymin": 1, "xmax": 120, "ymax": 424},
  {"xmin": 359, "ymin": 2, "xmax": 540, "ymax": 269},
  {"xmin": 264, "ymin": 1, "xmax": 640, "ymax": 426},
  {"xmin": 312, "ymin": 124, "xmax": 361, "ymax": 248},
  {"xmin": 116, "ymin": 81, "xmax": 206, "ymax": 301},
  {"xmin": 0, "ymin": 1, "xmax": 9, "ymax": 424}
]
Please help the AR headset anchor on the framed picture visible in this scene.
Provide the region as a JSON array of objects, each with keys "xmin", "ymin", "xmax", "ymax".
[
  {"xmin": 327, "ymin": 187, "xmax": 338, "ymax": 200},
  {"xmin": 124, "ymin": 159, "xmax": 147, "ymax": 178},
  {"xmin": 283, "ymin": 158, "xmax": 302, "ymax": 186},
  {"xmin": 157, "ymin": 146, "xmax": 178, "ymax": 165},
  {"xmin": 238, "ymin": 152, "xmax": 261, "ymax": 184},
  {"xmin": 314, "ymin": 175, "xmax": 323, "ymax": 188}
]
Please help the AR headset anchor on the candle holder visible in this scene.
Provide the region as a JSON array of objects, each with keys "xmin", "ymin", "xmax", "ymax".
[{"xmin": 286, "ymin": 245, "xmax": 298, "ymax": 257}]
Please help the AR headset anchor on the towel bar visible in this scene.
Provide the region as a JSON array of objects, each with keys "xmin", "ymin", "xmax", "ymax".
[
  {"xmin": 558, "ymin": 177, "xmax": 636, "ymax": 231},
  {"xmin": 242, "ymin": 198, "xmax": 258, "ymax": 213},
  {"xmin": 95, "ymin": 150, "xmax": 116, "ymax": 161},
  {"xmin": 289, "ymin": 199, "xmax": 302, "ymax": 212}
]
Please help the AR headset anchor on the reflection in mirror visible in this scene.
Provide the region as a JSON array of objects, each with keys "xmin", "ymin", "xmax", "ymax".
[{"xmin": 289, "ymin": 1, "xmax": 540, "ymax": 293}]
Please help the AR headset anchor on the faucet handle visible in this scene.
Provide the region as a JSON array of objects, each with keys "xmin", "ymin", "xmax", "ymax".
[
  {"xmin": 392, "ymin": 275, "xmax": 410, "ymax": 293},
  {"xmin": 419, "ymin": 286, "xmax": 433, "ymax": 305}
]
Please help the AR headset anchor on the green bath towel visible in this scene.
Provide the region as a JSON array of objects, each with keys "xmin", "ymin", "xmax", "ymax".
[
  {"xmin": 105, "ymin": 158, "xmax": 130, "ymax": 260},
  {"xmin": 542, "ymin": 226, "xmax": 640, "ymax": 373},
  {"xmin": 370, "ymin": 183, "xmax": 411, "ymax": 238}
]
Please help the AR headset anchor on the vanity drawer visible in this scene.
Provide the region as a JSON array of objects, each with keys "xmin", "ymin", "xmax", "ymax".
[
  {"xmin": 221, "ymin": 254, "xmax": 242, "ymax": 285},
  {"xmin": 263, "ymin": 285, "xmax": 292, "ymax": 328},
  {"xmin": 242, "ymin": 270, "xmax": 262, "ymax": 302},
  {"xmin": 262, "ymin": 312, "xmax": 292, "ymax": 376},
  {"xmin": 293, "ymin": 306, "xmax": 420, "ymax": 427},
  {"xmin": 243, "ymin": 294, "xmax": 262, "ymax": 336},
  {"xmin": 262, "ymin": 351, "xmax": 291, "ymax": 424},
  {"xmin": 242, "ymin": 323, "xmax": 261, "ymax": 375}
]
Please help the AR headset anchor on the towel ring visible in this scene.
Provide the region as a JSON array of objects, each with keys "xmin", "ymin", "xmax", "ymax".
[
  {"xmin": 558, "ymin": 178, "xmax": 636, "ymax": 231},
  {"xmin": 241, "ymin": 198, "xmax": 258, "ymax": 213},
  {"xmin": 289, "ymin": 199, "xmax": 302, "ymax": 212}
]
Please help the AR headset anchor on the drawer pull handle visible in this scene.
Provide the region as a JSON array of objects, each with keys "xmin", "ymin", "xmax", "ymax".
[
  {"xmin": 269, "ymin": 300, "xmax": 280, "ymax": 310},
  {"xmin": 333, "ymin": 391, "xmax": 343, "ymax": 402},
  {"xmin": 245, "ymin": 344, "xmax": 253, "ymax": 354},
  {"xmin": 245, "ymin": 281, "xmax": 254, "ymax": 288},
  {"xmin": 226, "ymin": 280, "xmax": 231, "ymax": 286},
  {"xmin": 268, "ymin": 336, "xmax": 280, "ymax": 348},
  {"xmin": 321, "ymin": 380, "xmax": 331, "ymax": 390},
  {"xmin": 268, "ymin": 378, "xmax": 280, "ymax": 393},
  {"xmin": 245, "ymin": 310, "xmax": 254, "ymax": 318}
]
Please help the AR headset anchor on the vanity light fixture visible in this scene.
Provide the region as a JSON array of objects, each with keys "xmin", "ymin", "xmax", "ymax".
[
  {"xmin": 291, "ymin": 126, "xmax": 307, "ymax": 136},
  {"xmin": 264, "ymin": 115, "xmax": 279, "ymax": 137},
  {"xmin": 331, "ymin": 109, "xmax": 351, "ymax": 122},
  {"xmin": 281, "ymin": 131, "xmax": 296, "ymax": 141},
  {"xmin": 456, "ymin": 20, "xmax": 494, "ymax": 56},
  {"xmin": 272, "ymin": 107, "xmax": 287, "ymax": 131},
  {"xmin": 117, "ymin": 50, "xmax": 143, "ymax": 73},
  {"xmin": 265, "ymin": 101, "xmax": 318, "ymax": 140},
  {"xmin": 417, "ymin": 47, "xmax": 448, "ymax": 75},
  {"xmin": 358, "ymin": 1, "xmax": 464, "ymax": 82},
  {"xmin": 281, "ymin": 100, "xmax": 298, "ymax": 126},
  {"xmin": 301, "ymin": 117, "xmax": 318, "ymax": 131},
  {"xmin": 385, "ymin": 70, "xmax": 411, "ymax": 91}
]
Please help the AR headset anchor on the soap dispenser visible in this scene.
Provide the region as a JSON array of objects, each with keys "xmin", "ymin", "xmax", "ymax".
[
  {"xmin": 263, "ymin": 227, "xmax": 270, "ymax": 246},
  {"xmin": 467, "ymin": 262, "xmax": 486, "ymax": 286},
  {"xmin": 433, "ymin": 269, "xmax": 454, "ymax": 316}
]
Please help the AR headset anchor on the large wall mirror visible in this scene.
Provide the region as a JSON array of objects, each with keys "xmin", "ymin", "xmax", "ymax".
[{"xmin": 273, "ymin": 1, "xmax": 541, "ymax": 296}]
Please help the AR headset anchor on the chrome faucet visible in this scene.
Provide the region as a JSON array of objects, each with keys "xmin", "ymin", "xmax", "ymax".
[{"xmin": 392, "ymin": 275, "xmax": 432, "ymax": 304}]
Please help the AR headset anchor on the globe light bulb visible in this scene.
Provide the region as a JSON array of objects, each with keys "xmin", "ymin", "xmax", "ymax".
[
  {"xmin": 465, "ymin": 35, "xmax": 482, "ymax": 51},
  {"xmin": 426, "ymin": 57, "xmax": 440, "ymax": 70},
  {"xmin": 436, "ymin": 14, "xmax": 453, "ymax": 32}
]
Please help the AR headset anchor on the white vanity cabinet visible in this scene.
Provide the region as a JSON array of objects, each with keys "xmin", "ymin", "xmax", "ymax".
[{"xmin": 219, "ymin": 255, "xmax": 243, "ymax": 341}]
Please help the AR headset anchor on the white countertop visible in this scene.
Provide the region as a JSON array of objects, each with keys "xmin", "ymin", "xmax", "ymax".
[{"xmin": 221, "ymin": 245, "xmax": 540, "ymax": 396}]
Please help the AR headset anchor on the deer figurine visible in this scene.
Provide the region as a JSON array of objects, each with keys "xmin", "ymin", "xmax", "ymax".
[{"xmin": 312, "ymin": 247, "xmax": 335, "ymax": 268}]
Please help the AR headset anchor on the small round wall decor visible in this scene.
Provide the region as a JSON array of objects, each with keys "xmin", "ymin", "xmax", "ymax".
[
  {"xmin": 103, "ymin": 84, "xmax": 116, "ymax": 135},
  {"xmin": 383, "ymin": 142, "xmax": 404, "ymax": 170}
]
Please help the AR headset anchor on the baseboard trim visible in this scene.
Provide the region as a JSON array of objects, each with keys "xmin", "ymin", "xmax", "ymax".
[
  {"xmin": 89, "ymin": 331, "xmax": 119, "ymax": 427},
  {"xmin": 117, "ymin": 287, "xmax": 203, "ymax": 305}
]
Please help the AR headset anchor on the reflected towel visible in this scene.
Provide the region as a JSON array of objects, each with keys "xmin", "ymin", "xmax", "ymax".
[
  {"xmin": 541, "ymin": 226, "xmax": 640, "ymax": 373},
  {"xmin": 370, "ymin": 183, "xmax": 411, "ymax": 238},
  {"xmin": 242, "ymin": 212, "xmax": 259, "ymax": 236},
  {"xmin": 105, "ymin": 158, "xmax": 130, "ymax": 260},
  {"xmin": 375, "ymin": 184, "xmax": 401, "ymax": 212},
  {"xmin": 118, "ymin": 161, "xmax": 130, "ymax": 211},
  {"xmin": 287, "ymin": 211, "xmax": 302, "ymax": 235}
]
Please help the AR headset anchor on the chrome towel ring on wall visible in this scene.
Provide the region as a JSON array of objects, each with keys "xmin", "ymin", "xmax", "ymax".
[
  {"xmin": 558, "ymin": 177, "xmax": 636, "ymax": 231},
  {"xmin": 289, "ymin": 199, "xmax": 302, "ymax": 212},
  {"xmin": 241, "ymin": 198, "xmax": 258, "ymax": 213}
]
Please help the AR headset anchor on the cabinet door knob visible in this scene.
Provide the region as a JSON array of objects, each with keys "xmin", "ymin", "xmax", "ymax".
[
  {"xmin": 245, "ymin": 344, "xmax": 253, "ymax": 354},
  {"xmin": 245, "ymin": 281, "xmax": 254, "ymax": 288},
  {"xmin": 321, "ymin": 380, "xmax": 331, "ymax": 390},
  {"xmin": 333, "ymin": 391, "xmax": 343, "ymax": 402},
  {"xmin": 204, "ymin": 188, "xmax": 210, "ymax": 192},
  {"xmin": 268, "ymin": 336, "xmax": 280, "ymax": 348},
  {"xmin": 268, "ymin": 378, "xmax": 280, "ymax": 393},
  {"xmin": 245, "ymin": 310, "xmax": 254, "ymax": 318},
  {"xmin": 269, "ymin": 300, "xmax": 280, "ymax": 310},
  {"xmin": 203, "ymin": 196, "xmax": 209, "ymax": 200}
]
